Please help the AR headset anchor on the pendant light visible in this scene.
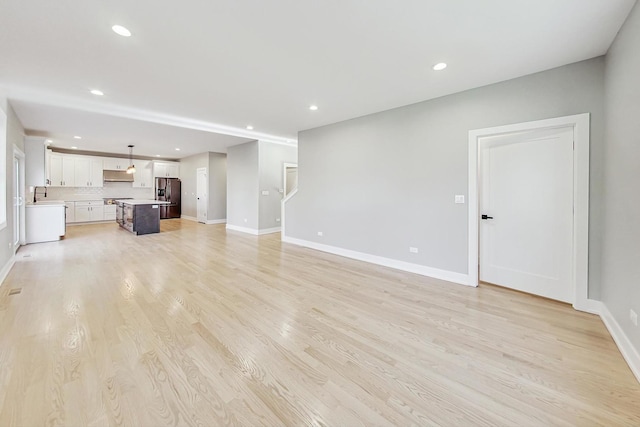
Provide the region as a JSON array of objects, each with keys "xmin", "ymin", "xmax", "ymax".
[{"xmin": 126, "ymin": 144, "xmax": 136, "ymax": 174}]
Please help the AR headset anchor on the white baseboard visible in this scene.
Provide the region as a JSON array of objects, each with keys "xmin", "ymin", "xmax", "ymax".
[
  {"xmin": 258, "ymin": 227, "xmax": 281, "ymax": 235},
  {"xmin": 0, "ymin": 255, "xmax": 16, "ymax": 288},
  {"xmin": 282, "ymin": 236, "xmax": 470, "ymax": 286},
  {"xmin": 182, "ymin": 215, "xmax": 226, "ymax": 225},
  {"xmin": 226, "ymin": 224, "xmax": 259, "ymax": 235},
  {"xmin": 600, "ymin": 304, "xmax": 640, "ymax": 383},
  {"xmin": 226, "ymin": 224, "xmax": 281, "ymax": 235},
  {"xmin": 573, "ymin": 298, "xmax": 604, "ymax": 315},
  {"xmin": 206, "ymin": 219, "xmax": 226, "ymax": 225}
]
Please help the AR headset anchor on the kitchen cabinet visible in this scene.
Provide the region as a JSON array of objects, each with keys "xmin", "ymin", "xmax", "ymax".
[
  {"xmin": 133, "ymin": 160, "xmax": 153, "ymax": 188},
  {"xmin": 24, "ymin": 137, "xmax": 51, "ymax": 186},
  {"xmin": 74, "ymin": 157, "xmax": 104, "ymax": 188},
  {"xmin": 104, "ymin": 204, "xmax": 116, "ymax": 221},
  {"xmin": 26, "ymin": 202, "xmax": 66, "ymax": 244},
  {"xmin": 154, "ymin": 161, "xmax": 180, "ymax": 178},
  {"xmin": 65, "ymin": 202, "xmax": 75, "ymax": 223},
  {"xmin": 75, "ymin": 201, "xmax": 104, "ymax": 222},
  {"xmin": 103, "ymin": 157, "xmax": 130, "ymax": 171},
  {"xmin": 49, "ymin": 154, "xmax": 75, "ymax": 187}
]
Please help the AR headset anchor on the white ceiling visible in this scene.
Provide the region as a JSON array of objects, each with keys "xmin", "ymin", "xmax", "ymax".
[{"xmin": 0, "ymin": 0, "xmax": 635, "ymax": 158}]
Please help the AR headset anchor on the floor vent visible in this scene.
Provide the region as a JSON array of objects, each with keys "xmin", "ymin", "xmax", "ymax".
[{"xmin": 8, "ymin": 288, "xmax": 22, "ymax": 296}]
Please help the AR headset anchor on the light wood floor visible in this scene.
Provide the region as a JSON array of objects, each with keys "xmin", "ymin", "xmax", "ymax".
[{"xmin": 1, "ymin": 220, "xmax": 639, "ymax": 426}]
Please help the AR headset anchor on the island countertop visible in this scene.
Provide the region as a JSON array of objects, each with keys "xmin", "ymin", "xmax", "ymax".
[{"xmin": 116, "ymin": 199, "xmax": 171, "ymax": 205}]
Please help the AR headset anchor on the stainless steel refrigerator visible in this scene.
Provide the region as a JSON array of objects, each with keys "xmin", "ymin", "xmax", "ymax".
[{"xmin": 155, "ymin": 178, "xmax": 181, "ymax": 219}]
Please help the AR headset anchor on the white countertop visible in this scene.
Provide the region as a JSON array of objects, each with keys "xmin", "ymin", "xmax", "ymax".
[
  {"xmin": 26, "ymin": 200, "xmax": 66, "ymax": 207},
  {"xmin": 117, "ymin": 199, "xmax": 170, "ymax": 205}
]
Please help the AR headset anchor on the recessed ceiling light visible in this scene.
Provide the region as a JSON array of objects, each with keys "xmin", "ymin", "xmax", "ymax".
[
  {"xmin": 112, "ymin": 25, "xmax": 131, "ymax": 37},
  {"xmin": 433, "ymin": 62, "xmax": 447, "ymax": 71},
  {"xmin": 71, "ymin": 146, "xmax": 78, "ymax": 149},
  {"xmin": 156, "ymin": 154, "xmax": 161, "ymax": 157},
  {"xmin": 175, "ymin": 148, "xmax": 181, "ymax": 151},
  {"xmin": 90, "ymin": 89, "xmax": 104, "ymax": 96},
  {"xmin": 246, "ymin": 125, "xmax": 254, "ymax": 130},
  {"xmin": 74, "ymin": 136, "xmax": 82, "ymax": 139},
  {"xmin": 45, "ymin": 139, "xmax": 52, "ymax": 143},
  {"xmin": 309, "ymin": 105, "xmax": 318, "ymax": 111}
]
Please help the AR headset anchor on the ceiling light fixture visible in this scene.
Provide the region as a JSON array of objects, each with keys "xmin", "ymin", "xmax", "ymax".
[
  {"xmin": 156, "ymin": 154, "xmax": 161, "ymax": 157},
  {"xmin": 71, "ymin": 146, "xmax": 78, "ymax": 149},
  {"xmin": 112, "ymin": 25, "xmax": 131, "ymax": 37},
  {"xmin": 45, "ymin": 139, "xmax": 52, "ymax": 143},
  {"xmin": 246, "ymin": 125, "xmax": 254, "ymax": 130},
  {"xmin": 175, "ymin": 148, "xmax": 181, "ymax": 151},
  {"xmin": 309, "ymin": 105, "xmax": 318, "ymax": 111},
  {"xmin": 433, "ymin": 62, "xmax": 447, "ymax": 71},
  {"xmin": 90, "ymin": 89, "xmax": 104, "ymax": 96},
  {"xmin": 126, "ymin": 145, "xmax": 136, "ymax": 174},
  {"xmin": 74, "ymin": 135, "xmax": 82, "ymax": 139}
]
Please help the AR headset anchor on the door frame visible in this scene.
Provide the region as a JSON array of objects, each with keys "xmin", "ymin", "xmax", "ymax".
[
  {"xmin": 13, "ymin": 145, "xmax": 26, "ymax": 250},
  {"xmin": 196, "ymin": 167, "xmax": 208, "ymax": 223},
  {"xmin": 468, "ymin": 113, "xmax": 591, "ymax": 311},
  {"xmin": 283, "ymin": 162, "xmax": 298, "ymax": 197}
]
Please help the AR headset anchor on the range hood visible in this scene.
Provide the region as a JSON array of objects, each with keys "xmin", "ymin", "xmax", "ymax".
[{"xmin": 103, "ymin": 170, "xmax": 134, "ymax": 182}]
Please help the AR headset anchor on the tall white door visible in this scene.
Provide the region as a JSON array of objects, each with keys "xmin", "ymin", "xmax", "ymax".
[
  {"xmin": 13, "ymin": 156, "xmax": 21, "ymax": 248},
  {"xmin": 480, "ymin": 126, "xmax": 574, "ymax": 302},
  {"xmin": 196, "ymin": 168, "xmax": 208, "ymax": 224}
]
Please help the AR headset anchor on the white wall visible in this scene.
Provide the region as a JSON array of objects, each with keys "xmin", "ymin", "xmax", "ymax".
[
  {"xmin": 179, "ymin": 152, "xmax": 209, "ymax": 218},
  {"xmin": 602, "ymin": 0, "xmax": 640, "ymax": 353},
  {"xmin": 286, "ymin": 57, "xmax": 605, "ymax": 294},
  {"xmin": 0, "ymin": 99, "xmax": 25, "ymax": 281}
]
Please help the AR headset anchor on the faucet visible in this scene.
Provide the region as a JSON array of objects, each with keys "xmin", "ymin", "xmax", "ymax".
[{"xmin": 33, "ymin": 186, "xmax": 47, "ymax": 203}]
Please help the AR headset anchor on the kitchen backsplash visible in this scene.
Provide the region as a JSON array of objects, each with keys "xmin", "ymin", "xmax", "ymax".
[{"xmin": 33, "ymin": 182, "xmax": 155, "ymax": 201}]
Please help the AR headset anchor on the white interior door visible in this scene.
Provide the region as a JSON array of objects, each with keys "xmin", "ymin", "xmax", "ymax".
[
  {"xmin": 13, "ymin": 148, "xmax": 25, "ymax": 251},
  {"xmin": 196, "ymin": 168, "xmax": 207, "ymax": 223},
  {"xmin": 480, "ymin": 126, "xmax": 574, "ymax": 302}
]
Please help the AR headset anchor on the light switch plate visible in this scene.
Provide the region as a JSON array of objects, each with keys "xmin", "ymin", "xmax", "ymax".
[{"xmin": 455, "ymin": 195, "xmax": 465, "ymax": 204}]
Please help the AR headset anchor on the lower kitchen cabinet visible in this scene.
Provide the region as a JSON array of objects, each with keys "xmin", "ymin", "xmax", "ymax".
[{"xmin": 74, "ymin": 201, "xmax": 104, "ymax": 222}]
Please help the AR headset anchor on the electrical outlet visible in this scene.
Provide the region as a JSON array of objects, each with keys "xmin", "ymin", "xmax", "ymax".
[
  {"xmin": 409, "ymin": 247, "xmax": 419, "ymax": 253},
  {"xmin": 631, "ymin": 309, "xmax": 638, "ymax": 326},
  {"xmin": 276, "ymin": 218, "xmax": 281, "ymax": 222},
  {"xmin": 455, "ymin": 195, "xmax": 465, "ymax": 204},
  {"xmin": 261, "ymin": 190, "xmax": 269, "ymax": 196},
  {"xmin": 317, "ymin": 231, "xmax": 323, "ymax": 237}
]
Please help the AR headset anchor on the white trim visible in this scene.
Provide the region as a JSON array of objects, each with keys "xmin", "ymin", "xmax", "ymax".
[
  {"xmin": 13, "ymin": 144, "xmax": 26, "ymax": 249},
  {"xmin": 281, "ymin": 187, "xmax": 298, "ymax": 239},
  {"xmin": 226, "ymin": 224, "xmax": 259, "ymax": 235},
  {"xmin": 600, "ymin": 304, "xmax": 640, "ymax": 383},
  {"xmin": 283, "ymin": 236, "xmax": 470, "ymax": 286},
  {"xmin": 0, "ymin": 255, "xmax": 15, "ymax": 287},
  {"xmin": 258, "ymin": 227, "xmax": 281, "ymax": 235},
  {"xmin": 468, "ymin": 114, "xmax": 590, "ymax": 306},
  {"xmin": 206, "ymin": 219, "xmax": 226, "ymax": 225},
  {"xmin": 181, "ymin": 215, "xmax": 198, "ymax": 222},
  {"xmin": 5, "ymin": 85, "xmax": 296, "ymax": 145},
  {"xmin": 573, "ymin": 298, "xmax": 604, "ymax": 316},
  {"xmin": 226, "ymin": 224, "xmax": 281, "ymax": 235}
]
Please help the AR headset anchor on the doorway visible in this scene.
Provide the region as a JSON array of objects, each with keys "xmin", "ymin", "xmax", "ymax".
[
  {"xmin": 468, "ymin": 114, "xmax": 591, "ymax": 310},
  {"xmin": 196, "ymin": 168, "xmax": 208, "ymax": 224},
  {"xmin": 13, "ymin": 146, "xmax": 25, "ymax": 252},
  {"xmin": 283, "ymin": 163, "xmax": 298, "ymax": 197}
]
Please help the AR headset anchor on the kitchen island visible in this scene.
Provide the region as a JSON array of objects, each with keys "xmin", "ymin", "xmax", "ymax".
[{"xmin": 116, "ymin": 200, "xmax": 170, "ymax": 235}]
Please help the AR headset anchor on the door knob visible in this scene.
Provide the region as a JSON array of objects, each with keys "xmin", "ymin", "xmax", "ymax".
[{"xmin": 481, "ymin": 214, "xmax": 494, "ymax": 220}]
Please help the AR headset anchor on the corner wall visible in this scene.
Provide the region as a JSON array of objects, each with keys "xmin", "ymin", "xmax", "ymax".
[
  {"xmin": 258, "ymin": 141, "xmax": 297, "ymax": 231},
  {"xmin": 227, "ymin": 141, "xmax": 259, "ymax": 230},
  {"xmin": 0, "ymin": 99, "xmax": 25, "ymax": 284},
  {"xmin": 601, "ymin": 0, "xmax": 640, "ymax": 362}
]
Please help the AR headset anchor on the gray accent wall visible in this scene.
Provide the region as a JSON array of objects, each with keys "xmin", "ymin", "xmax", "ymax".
[
  {"xmin": 286, "ymin": 57, "xmax": 605, "ymax": 296},
  {"xmin": 0, "ymin": 100, "xmax": 25, "ymax": 274},
  {"xmin": 602, "ymin": 1, "xmax": 640, "ymax": 351},
  {"xmin": 208, "ymin": 152, "xmax": 227, "ymax": 221},
  {"xmin": 227, "ymin": 141, "xmax": 259, "ymax": 229},
  {"xmin": 180, "ymin": 152, "xmax": 228, "ymax": 221},
  {"xmin": 179, "ymin": 152, "xmax": 208, "ymax": 219},
  {"xmin": 258, "ymin": 141, "xmax": 297, "ymax": 230}
]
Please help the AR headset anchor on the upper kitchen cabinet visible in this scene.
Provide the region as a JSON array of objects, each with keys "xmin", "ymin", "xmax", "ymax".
[
  {"xmin": 74, "ymin": 157, "xmax": 104, "ymax": 188},
  {"xmin": 153, "ymin": 161, "xmax": 180, "ymax": 178},
  {"xmin": 24, "ymin": 137, "xmax": 50, "ymax": 186},
  {"xmin": 49, "ymin": 153, "xmax": 75, "ymax": 187},
  {"xmin": 103, "ymin": 157, "xmax": 130, "ymax": 171},
  {"xmin": 133, "ymin": 160, "xmax": 153, "ymax": 188}
]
